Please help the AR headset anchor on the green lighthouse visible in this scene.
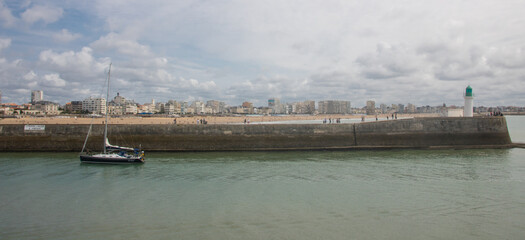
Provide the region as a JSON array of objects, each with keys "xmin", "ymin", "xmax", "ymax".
[
  {"xmin": 465, "ymin": 85, "xmax": 473, "ymax": 97},
  {"xmin": 464, "ymin": 85, "xmax": 474, "ymax": 117}
]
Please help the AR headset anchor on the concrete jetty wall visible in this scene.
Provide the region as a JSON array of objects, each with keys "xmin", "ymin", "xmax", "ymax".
[{"xmin": 0, "ymin": 117, "xmax": 512, "ymax": 152}]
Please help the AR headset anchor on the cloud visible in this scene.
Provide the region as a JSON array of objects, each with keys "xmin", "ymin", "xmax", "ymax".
[
  {"xmin": 90, "ymin": 33, "xmax": 152, "ymax": 57},
  {"xmin": 76, "ymin": 0, "xmax": 525, "ymax": 106},
  {"xmin": 415, "ymin": 42, "xmax": 494, "ymax": 81},
  {"xmin": 106, "ymin": 65, "xmax": 220, "ymax": 103},
  {"xmin": 356, "ymin": 43, "xmax": 423, "ymax": 80},
  {"xmin": 23, "ymin": 70, "xmax": 36, "ymax": 80},
  {"xmin": 356, "ymin": 40, "xmax": 509, "ymax": 83},
  {"xmin": 0, "ymin": 56, "xmax": 35, "ymax": 103},
  {"xmin": 42, "ymin": 73, "xmax": 66, "ymax": 87},
  {"xmin": 21, "ymin": 5, "xmax": 63, "ymax": 25},
  {"xmin": 38, "ymin": 47, "xmax": 109, "ymax": 79},
  {"xmin": 487, "ymin": 46, "xmax": 525, "ymax": 69},
  {"xmin": 0, "ymin": 37, "xmax": 10, "ymax": 51},
  {"xmin": 0, "ymin": 1, "xmax": 16, "ymax": 27},
  {"xmin": 53, "ymin": 29, "xmax": 81, "ymax": 43},
  {"xmin": 225, "ymin": 75, "xmax": 315, "ymax": 105},
  {"xmin": 1, "ymin": 0, "xmax": 525, "ymax": 106}
]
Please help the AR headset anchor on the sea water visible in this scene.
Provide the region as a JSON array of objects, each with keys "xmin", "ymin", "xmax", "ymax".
[{"xmin": 1, "ymin": 116, "xmax": 524, "ymax": 240}]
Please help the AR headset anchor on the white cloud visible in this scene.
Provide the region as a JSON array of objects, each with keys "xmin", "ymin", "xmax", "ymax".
[
  {"xmin": 53, "ymin": 29, "xmax": 81, "ymax": 43},
  {"xmin": 23, "ymin": 70, "xmax": 36, "ymax": 80},
  {"xmin": 42, "ymin": 73, "xmax": 66, "ymax": 87},
  {"xmin": 356, "ymin": 43, "xmax": 424, "ymax": 80},
  {"xmin": 0, "ymin": 37, "xmax": 10, "ymax": 51},
  {"xmin": 40, "ymin": 48, "xmax": 82, "ymax": 68},
  {"xmin": 90, "ymin": 33, "xmax": 152, "ymax": 57},
  {"xmin": 38, "ymin": 47, "xmax": 109, "ymax": 79},
  {"xmin": 487, "ymin": 46, "xmax": 525, "ymax": 69},
  {"xmin": 0, "ymin": 1, "xmax": 16, "ymax": 27},
  {"xmin": 21, "ymin": 5, "xmax": 63, "ymax": 25}
]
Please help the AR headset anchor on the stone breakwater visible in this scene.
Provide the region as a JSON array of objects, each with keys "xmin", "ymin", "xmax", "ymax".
[{"xmin": 0, "ymin": 117, "xmax": 512, "ymax": 152}]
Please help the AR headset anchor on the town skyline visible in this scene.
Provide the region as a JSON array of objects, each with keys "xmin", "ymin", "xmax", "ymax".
[
  {"xmin": 2, "ymin": 87, "xmax": 522, "ymax": 109},
  {"xmin": 2, "ymin": 88, "xmax": 523, "ymax": 117},
  {"xmin": 1, "ymin": 1, "xmax": 524, "ymax": 107}
]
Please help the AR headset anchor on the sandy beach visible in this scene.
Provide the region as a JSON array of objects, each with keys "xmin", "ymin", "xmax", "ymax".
[{"xmin": 0, "ymin": 113, "xmax": 440, "ymax": 125}]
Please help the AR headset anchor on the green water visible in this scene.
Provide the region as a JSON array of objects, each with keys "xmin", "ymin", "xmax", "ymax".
[{"xmin": 1, "ymin": 116, "xmax": 525, "ymax": 240}]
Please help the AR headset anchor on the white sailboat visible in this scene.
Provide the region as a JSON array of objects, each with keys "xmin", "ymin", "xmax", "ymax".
[{"xmin": 80, "ymin": 64, "xmax": 145, "ymax": 164}]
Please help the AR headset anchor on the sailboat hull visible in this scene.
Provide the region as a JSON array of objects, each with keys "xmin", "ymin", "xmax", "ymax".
[{"xmin": 80, "ymin": 154, "xmax": 144, "ymax": 164}]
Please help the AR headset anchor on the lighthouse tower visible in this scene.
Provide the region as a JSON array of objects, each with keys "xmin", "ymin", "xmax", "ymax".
[{"xmin": 464, "ymin": 85, "xmax": 474, "ymax": 117}]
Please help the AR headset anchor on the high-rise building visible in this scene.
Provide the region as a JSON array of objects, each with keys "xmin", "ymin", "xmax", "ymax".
[
  {"xmin": 464, "ymin": 86, "xmax": 474, "ymax": 117},
  {"xmin": 242, "ymin": 102, "xmax": 254, "ymax": 114},
  {"xmin": 380, "ymin": 104, "xmax": 388, "ymax": 114},
  {"xmin": 366, "ymin": 100, "xmax": 375, "ymax": 115},
  {"xmin": 318, "ymin": 100, "xmax": 351, "ymax": 114},
  {"xmin": 295, "ymin": 100, "xmax": 315, "ymax": 114},
  {"xmin": 207, "ymin": 100, "xmax": 226, "ymax": 114},
  {"xmin": 268, "ymin": 98, "xmax": 284, "ymax": 114},
  {"xmin": 407, "ymin": 103, "xmax": 416, "ymax": 113},
  {"xmin": 190, "ymin": 101, "xmax": 205, "ymax": 114},
  {"xmin": 268, "ymin": 98, "xmax": 280, "ymax": 107},
  {"xmin": 397, "ymin": 104, "xmax": 405, "ymax": 113},
  {"xmin": 242, "ymin": 101, "xmax": 252, "ymax": 108},
  {"xmin": 31, "ymin": 90, "xmax": 43, "ymax": 103},
  {"xmin": 167, "ymin": 100, "xmax": 182, "ymax": 114},
  {"xmin": 306, "ymin": 101, "xmax": 316, "ymax": 113}
]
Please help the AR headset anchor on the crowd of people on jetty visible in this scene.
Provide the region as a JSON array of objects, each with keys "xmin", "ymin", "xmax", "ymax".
[
  {"xmin": 323, "ymin": 118, "xmax": 342, "ymax": 124},
  {"xmin": 490, "ymin": 111, "xmax": 504, "ymax": 116},
  {"xmin": 174, "ymin": 118, "xmax": 208, "ymax": 124}
]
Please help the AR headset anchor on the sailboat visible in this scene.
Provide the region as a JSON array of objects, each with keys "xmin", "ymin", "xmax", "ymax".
[{"xmin": 80, "ymin": 64, "xmax": 145, "ymax": 164}]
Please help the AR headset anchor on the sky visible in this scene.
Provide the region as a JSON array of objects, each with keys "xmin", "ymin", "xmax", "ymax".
[{"xmin": 0, "ymin": 0, "xmax": 524, "ymax": 107}]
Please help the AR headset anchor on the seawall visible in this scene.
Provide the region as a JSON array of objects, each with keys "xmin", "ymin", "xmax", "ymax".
[{"xmin": 0, "ymin": 117, "xmax": 513, "ymax": 152}]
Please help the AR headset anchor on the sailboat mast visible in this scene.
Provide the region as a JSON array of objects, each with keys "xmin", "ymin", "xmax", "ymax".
[{"xmin": 103, "ymin": 63, "xmax": 111, "ymax": 154}]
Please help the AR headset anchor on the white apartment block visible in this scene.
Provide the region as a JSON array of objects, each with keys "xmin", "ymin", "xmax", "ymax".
[{"xmin": 82, "ymin": 97, "xmax": 106, "ymax": 114}]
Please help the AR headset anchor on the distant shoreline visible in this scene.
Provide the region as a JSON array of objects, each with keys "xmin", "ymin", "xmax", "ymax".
[{"xmin": 0, "ymin": 113, "xmax": 440, "ymax": 125}]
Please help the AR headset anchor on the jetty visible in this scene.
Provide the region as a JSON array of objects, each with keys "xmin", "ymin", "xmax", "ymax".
[{"xmin": 0, "ymin": 116, "xmax": 514, "ymax": 152}]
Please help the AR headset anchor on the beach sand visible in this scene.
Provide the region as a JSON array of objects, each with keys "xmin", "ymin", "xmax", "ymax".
[{"xmin": 0, "ymin": 113, "xmax": 439, "ymax": 125}]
